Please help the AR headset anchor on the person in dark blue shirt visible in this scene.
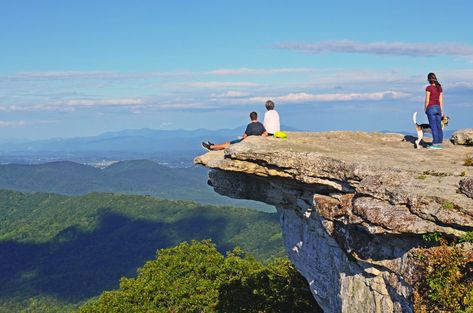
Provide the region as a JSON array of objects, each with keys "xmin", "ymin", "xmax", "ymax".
[{"xmin": 202, "ymin": 111, "xmax": 268, "ymax": 151}]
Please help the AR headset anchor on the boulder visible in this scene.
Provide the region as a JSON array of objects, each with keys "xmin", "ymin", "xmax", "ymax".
[{"xmin": 451, "ymin": 128, "xmax": 473, "ymax": 145}]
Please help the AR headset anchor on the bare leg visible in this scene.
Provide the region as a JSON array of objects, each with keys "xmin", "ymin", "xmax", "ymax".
[{"xmin": 211, "ymin": 142, "xmax": 231, "ymax": 150}]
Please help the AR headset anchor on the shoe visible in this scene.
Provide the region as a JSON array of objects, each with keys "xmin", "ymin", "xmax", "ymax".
[
  {"xmin": 201, "ymin": 141, "xmax": 212, "ymax": 151},
  {"xmin": 207, "ymin": 141, "xmax": 214, "ymax": 146},
  {"xmin": 427, "ymin": 145, "xmax": 442, "ymax": 150}
]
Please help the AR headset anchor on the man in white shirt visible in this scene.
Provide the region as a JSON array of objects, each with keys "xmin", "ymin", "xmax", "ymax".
[{"xmin": 263, "ymin": 100, "xmax": 280, "ymax": 136}]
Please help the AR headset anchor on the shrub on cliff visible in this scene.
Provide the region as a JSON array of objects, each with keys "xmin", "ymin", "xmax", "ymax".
[
  {"xmin": 416, "ymin": 240, "xmax": 473, "ymax": 313},
  {"xmin": 78, "ymin": 240, "xmax": 322, "ymax": 313}
]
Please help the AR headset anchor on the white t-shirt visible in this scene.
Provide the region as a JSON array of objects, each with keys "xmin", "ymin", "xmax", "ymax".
[{"xmin": 263, "ymin": 110, "xmax": 280, "ymax": 134}]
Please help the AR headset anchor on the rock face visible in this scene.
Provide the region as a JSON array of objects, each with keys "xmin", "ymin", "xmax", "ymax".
[
  {"xmin": 195, "ymin": 132, "xmax": 473, "ymax": 313},
  {"xmin": 451, "ymin": 128, "xmax": 473, "ymax": 145}
]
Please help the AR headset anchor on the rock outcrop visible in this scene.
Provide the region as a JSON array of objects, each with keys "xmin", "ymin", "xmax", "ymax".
[
  {"xmin": 451, "ymin": 128, "xmax": 473, "ymax": 146},
  {"xmin": 460, "ymin": 177, "xmax": 473, "ymax": 199},
  {"xmin": 195, "ymin": 132, "xmax": 473, "ymax": 313}
]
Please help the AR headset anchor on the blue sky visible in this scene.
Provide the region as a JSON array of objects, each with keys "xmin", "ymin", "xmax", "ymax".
[{"xmin": 1, "ymin": 1, "xmax": 472, "ymax": 139}]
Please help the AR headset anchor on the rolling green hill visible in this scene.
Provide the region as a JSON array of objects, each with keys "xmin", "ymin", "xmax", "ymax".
[
  {"xmin": 0, "ymin": 160, "xmax": 273, "ymax": 211},
  {"xmin": 0, "ymin": 190, "xmax": 284, "ymax": 312}
]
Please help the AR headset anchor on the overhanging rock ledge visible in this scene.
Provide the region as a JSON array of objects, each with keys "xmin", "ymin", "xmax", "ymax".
[{"xmin": 195, "ymin": 131, "xmax": 473, "ymax": 313}]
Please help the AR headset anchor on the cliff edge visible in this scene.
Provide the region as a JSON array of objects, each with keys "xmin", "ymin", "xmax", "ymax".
[{"xmin": 195, "ymin": 132, "xmax": 473, "ymax": 313}]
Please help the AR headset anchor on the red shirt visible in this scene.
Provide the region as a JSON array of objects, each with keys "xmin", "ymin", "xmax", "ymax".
[{"xmin": 426, "ymin": 85, "xmax": 443, "ymax": 106}]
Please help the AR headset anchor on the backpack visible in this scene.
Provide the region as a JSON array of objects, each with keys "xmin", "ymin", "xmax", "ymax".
[{"xmin": 273, "ymin": 131, "xmax": 288, "ymax": 139}]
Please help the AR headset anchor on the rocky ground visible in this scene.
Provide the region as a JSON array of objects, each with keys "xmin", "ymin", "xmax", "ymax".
[
  {"xmin": 195, "ymin": 132, "xmax": 473, "ymax": 313},
  {"xmin": 196, "ymin": 132, "xmax": 473, "ymax": 230}
]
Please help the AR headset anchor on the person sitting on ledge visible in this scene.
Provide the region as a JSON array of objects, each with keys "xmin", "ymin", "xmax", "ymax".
[
  {"xmin": 263, "ymin": 99, "xmax": 280, "ymax": 136},
  {"xmin": 202, "ymin": 111, "xmax": 268, "ymax": 151}
]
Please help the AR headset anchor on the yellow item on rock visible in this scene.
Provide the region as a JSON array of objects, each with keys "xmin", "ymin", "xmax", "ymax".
[{"xmin": 273, "ymin": 131, "xmax": 288, "ymax": 139}]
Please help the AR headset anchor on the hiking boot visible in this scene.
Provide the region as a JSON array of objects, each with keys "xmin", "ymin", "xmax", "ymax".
[{"xmin": 201, "ymin": 142, "xmax": 212, "ymax": 151}]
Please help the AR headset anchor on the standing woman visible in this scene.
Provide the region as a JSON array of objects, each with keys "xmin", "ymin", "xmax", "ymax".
[{"xmin": 425, "ymin": 72, "xmax": 444, "ymax": 149}]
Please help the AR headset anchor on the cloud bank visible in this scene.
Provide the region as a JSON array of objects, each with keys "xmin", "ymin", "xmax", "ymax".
[
  {"xmin": 249, "ymin": 91, "xmax": 411, "ymax": 104},
  {"xmin": 1, "ymin": 67, "xmax": 312, "ymax": 83},
  {"xmin": 0, "ymin": 120, "xmax": 27, "ymax": 128},
  {"xmin": 210, "ymin": 91, "xmax": 251, "ymax": 98},
  {"xmin": 185, "ymin": 81, "xmax": 261, "ymax": 88},
  {"xmin": 2, "ymin": 67, "xmax": 471, "ymax": 113},
  {"xmin": 64, "ymin": 98, "xmax": 144, "ymax": 107},
  {"xmin": 0, "ymin": 98, "xmax": 145, "ymax": 112},
  {"xmin": 274, "ymin": 40, "xmax": 473, "ymax": 57},
  {"xmin": 207, "ymin": 68, "xmax": 314, "ymax": 75}
]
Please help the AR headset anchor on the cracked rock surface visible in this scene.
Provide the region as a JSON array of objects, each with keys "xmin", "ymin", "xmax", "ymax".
[{"xmin": 195, "ymin": 132, "xmax": 473, "ymax": 313}]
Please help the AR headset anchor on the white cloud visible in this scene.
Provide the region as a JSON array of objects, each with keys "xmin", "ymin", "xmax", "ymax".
[
  {"xmin": 159, "ymin": 102, "xmax": 218, "ymax": 109},
  {"xmin": 442, "ymin": 69, "xmax": 473, "ymax": 81},
  {"xmin": 0, "ymin": 71, "xmax": 197, "ymax": 82},
  {"xmin": 3, "ymin": 67, "xmax": 471, "ymax": 115},
  {"xmin": 1, "ymin": 67, "xmax": 313, "ymax": 83},
  {"xmin": 308, "ymin": 69, "xmax": 409, "ymax": 86},
  {"xmin": 0, "ymin": 98, "xmax": 145, "ymax": 112},
  {"xmin": 64, "ymin": 98, "xmax": 144, "ymax": 107},
  {"xmin": 274, "ymin": 40, "xmax": 473, "ymax": 57},
  {"xmin": 249, "ymin": 91, "xmax": 411, "ymax": 103},
  {"xmin": 210, "ymin": 91, "xmax": 250, "ymax": 98},
  {"xmin": 2, "ymin": 71, "xmax": 133, "ymax": 82},
  {"xmin": 185, "ymin": 81, "xmax": 261, "ymax": 88},
  {"xmin": 207, "ymin": 68, "xmax": 314, "ymax": 75},
  {"xmin": 0, "ymin": 120, "xmax": 27, "ymax": 128},
  {"xmin": 19, "ymin": 71, "xmax": 118, "ymax": 79},
  {"xmin": 447, "ymin": 82, "xmax": 473, "ymax": 90}
]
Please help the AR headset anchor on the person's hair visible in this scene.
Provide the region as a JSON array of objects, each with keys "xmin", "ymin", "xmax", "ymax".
[
  {"xmin": 428, "ymin": 72, "xmax": 442, "ymax": 90},
  {"xmin": 250, "ymin": 111, "xmax": 257, "ymax": 120},
  {"xmin": 265, "ymin": 100, "xmax": 275, "ymax": 110}
]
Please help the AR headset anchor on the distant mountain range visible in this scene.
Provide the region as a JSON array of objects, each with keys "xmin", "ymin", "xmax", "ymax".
[
  {"xmin": 0, "ymin": 126, "xmax": 452, "ymax": 165},
  {"xmin": 0, "ymin": 126, "xmax": 300, "ymax": 165},
  {"xmin": 0, "ymin": 125, "xmax": 301, "ymax": 154},
  {"xmin": 0, "ymin": 159, "xmax": 273, "ymax": 211}
]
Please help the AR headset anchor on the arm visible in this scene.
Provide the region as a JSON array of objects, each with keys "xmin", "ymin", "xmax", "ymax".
[
  {"xmin": 424, "ymin": 91, "xmax": 430, "ymax": 112},
  {"xmin": 242, "ymin": 124, "xmax": 249, "ymax": 140},
  {"xmin": 439, "ymin": 92, "xmax": 443, "ymax": 115}
]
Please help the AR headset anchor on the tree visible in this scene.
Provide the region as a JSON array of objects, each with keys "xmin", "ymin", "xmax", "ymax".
[{"xmin": 78, "ymin": 241, "xmax": 322, "ymax": 313}]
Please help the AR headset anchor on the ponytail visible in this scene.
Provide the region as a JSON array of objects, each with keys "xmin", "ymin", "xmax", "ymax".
[{"xmin": 428, "ymin": 72, "xmax": 442, "ymax": 91}]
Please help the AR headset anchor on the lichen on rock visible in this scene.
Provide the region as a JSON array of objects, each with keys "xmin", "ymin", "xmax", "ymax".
[{"xmin": 195, "ymin": 131, "xmax": 473, "ymax": 313}]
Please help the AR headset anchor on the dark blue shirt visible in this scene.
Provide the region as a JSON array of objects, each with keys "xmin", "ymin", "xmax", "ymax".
[{"xmin": 245, "ymin": 122, "xmax": 266, "ymax": 136}]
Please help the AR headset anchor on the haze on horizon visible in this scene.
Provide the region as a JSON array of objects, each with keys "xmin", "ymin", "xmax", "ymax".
[{"xmin": 1, "ymin": 1, "xmax": 472, "ymax": 140}]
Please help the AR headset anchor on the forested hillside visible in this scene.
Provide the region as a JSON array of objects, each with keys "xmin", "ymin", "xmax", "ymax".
[
  {"xmin": 0, "ymin": 160, "xmax": 272, "ymax": 211},
  {"xmin": 0, "ymin": 190, "xmax": 284, "ymax": 312}
]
